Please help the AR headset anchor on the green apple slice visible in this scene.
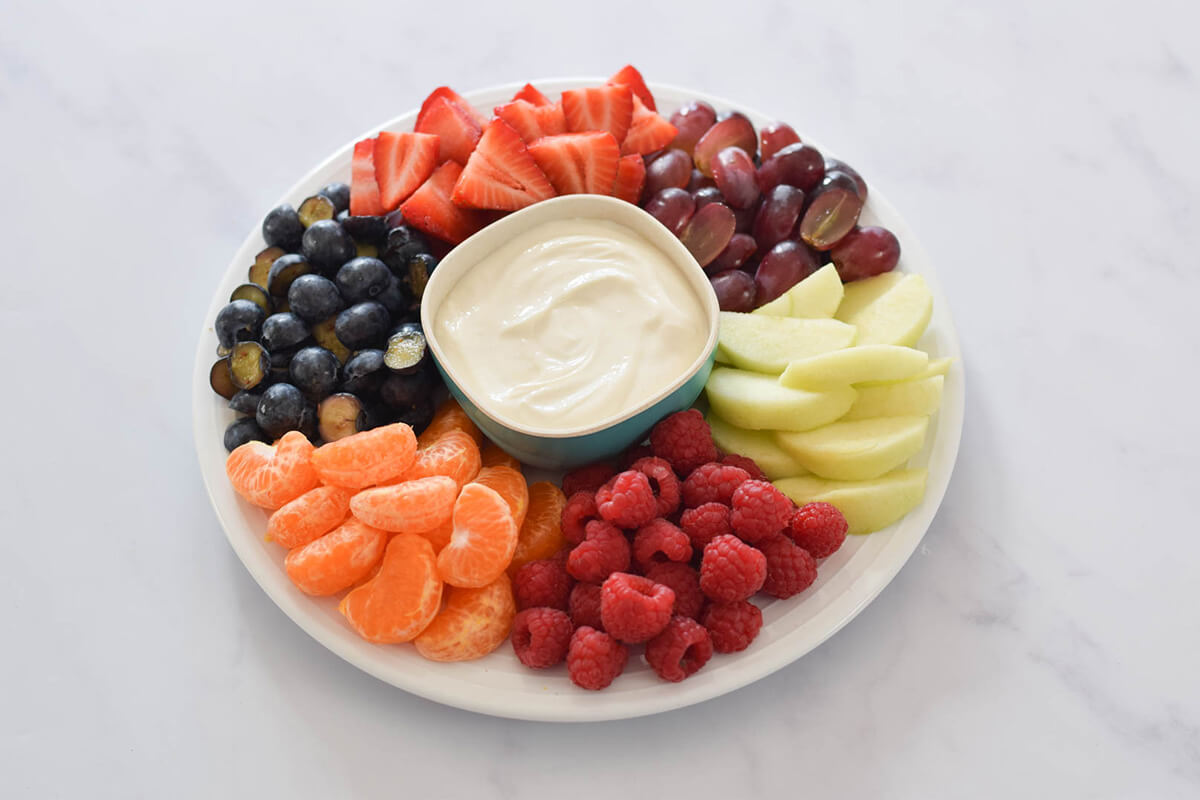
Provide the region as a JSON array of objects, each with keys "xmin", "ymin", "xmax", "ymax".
[
  {"xmin": 705, "ymin": 366, "xmax": 856, "ymax": 431},
  {"xmin": 786, "ymin": 264, "xmax": 843, "ymax": 318},
  {"xmin": 718, "ymin": 312, "xmax": 856, "ymax": 374},
  {"xmin": 779, "ymin": 345, "xmax": 929, "ymax": 390},
  {"xmin": 774, "ymin": 415, "xmax": 929, "ymax": 480},
  {"xmin": 843, "ymin": 375, "xmax": 944, "ymax": 420},
  {"xmin": 706, "ymin": 414, "xmax": 809, "ymax": 480},
  {"xmin": 773, "ymin": 468, "xmax": 929, "ymax": 535},
  {"xmin": 836, "ymin": 272, "xmax": 933, "ymax": 346},
  {"xmin": 752, "ymin": 292, "xmax": 791, "ymax": 316},
  {"xmin": 857, "ymin": 356, "xmax": 951, "ymax": 387}
]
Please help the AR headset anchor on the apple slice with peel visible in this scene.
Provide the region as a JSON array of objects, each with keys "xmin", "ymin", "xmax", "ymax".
[
  {"xmin": 775, "ymin": 415, "xmax": 929, "ymax": 481},
  {"xmin": 779, "ymin": 345, "xmax": 929, "ymax": 390},
  {"xmin": 705, "ymin": 367, "xmax": 856, "ymax": 431},
  {"xmin": 836, "ymin": 272, "xmax": 933, "ymax": 346},
  {"xmin": 774, "ymin": 468, "xmax": 928, "ymax": 535},
  {"xmin": 843, "ymin": 376, "xmax": 944, "ymax": 420},
  {"xmin": 706, "ymin": 413, "xmax": 809, "ymax": 480},
  {"xmin": 718, "ymin": 312, "xmax": 856, "ymax": 374},
  {"xmin": 857, "ymin": 356, "xmax": 951, "ymax": 387}
]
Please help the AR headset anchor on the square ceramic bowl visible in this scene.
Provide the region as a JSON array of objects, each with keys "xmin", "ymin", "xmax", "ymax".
[{"xmin": 419, "ymin": 194, "xmax": 720, "ymax": 470}]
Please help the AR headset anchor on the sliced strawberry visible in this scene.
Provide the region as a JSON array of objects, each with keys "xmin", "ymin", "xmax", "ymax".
[
  {"xmin": 350, "ymin": 138, "xmax": 385, "ymax": 216},
  {"xmin": 561, "ymin": 85, "xmax": 634, "ymax": 146},
  {"xmin": 373, "ymin": 131, "xmax": 439, "ymax": 211},
  {"xmin": 512, "ymin": 82, "xmax": 552, "ymax": 106},
  {"xmin": 611, "ymin": 154, "xmax": 646, "ymax": 204},
  {"xmin": 415, "ymin": 96, "xmax": 482, "ymax": 165},
  {"xmin": 620, "ymin": 95, "xmax": 678, "ymax": 156},
  {"xmin": 400, "ymin": 161, "xmax": 487, "ymax": 245},
  {"xmin": 493, "ymin": 100, "xmax": 567, "ymax": 144},
  {"xmin": 607, "ymin": 64, "xmax": 656, "ymax": 111},
  {"xmin": 452, "ymin": 119, "xmax": 556, "ymax": 211},
  {"xmin": 527, "ymin": 132, "xmax": 621, "ymax": 196},
  {"xmin": 417, "ymin": 86, "xmax": 487, "ymax": 128}
]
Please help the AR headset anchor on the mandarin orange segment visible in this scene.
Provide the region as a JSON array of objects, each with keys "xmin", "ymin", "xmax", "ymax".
[
  {"xmin": 418, "ymin": 397, "xmax": 483, "ymax": 448},
  {"xmin": 480, "ymin": 440, "xmax": 521, "ymax": 471},
  {"xmin": 471, "ymin": 465, "xmax": 529, "ymax": 529},
  {"xmin": 437, "ymin": 483, "xmax": 519, "ymax": 588},
  {"xmin": 349, "ymin": 476, "xmax": 457, "ymax": 533},
  {"xmin": 508, "ymin": 482, "xmax": 568, "ymax": 574},
  {"xmin": 416, "ymin": 519, "xmax": 454, "ymax": 553},
  {"xmin": 310, "ymin": 422, "xmax": 417, "ymax": 489},
  {"xmin": 339, "ymin": 533, "xmax": 443, "ymax": 643},
  {"xmin": 284, "ymin": 517, "xmax": 388, "ymax": 596},
  {"xmin": 398, "ymin": 428, "xmax": 481, "ymax": 489},
  {"xmin": 266, "ymin": 485, "xmax": 354, "ymax": 548},
  {"xmin": 414, "ymin": 573, "xmax": 516, "ymax": 662},
  {"xmin": 226, "ymin": 431, "xmax": 320, "ymax": 509}
]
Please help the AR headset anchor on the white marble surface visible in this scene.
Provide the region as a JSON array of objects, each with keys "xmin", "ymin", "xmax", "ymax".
[{"xmin": 3, "ymin": 0, "xmax": 1198, "ymax": 796}]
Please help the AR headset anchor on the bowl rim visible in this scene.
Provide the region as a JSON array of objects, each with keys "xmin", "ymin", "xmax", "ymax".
[{"xmin": 419, "ymin": 194, "xmax": 721, "ymax": 439}]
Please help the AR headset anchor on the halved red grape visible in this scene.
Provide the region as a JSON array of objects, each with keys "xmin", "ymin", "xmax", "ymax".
[
  {"xmin": 679, "ymin": 202, "xmax": 736, "ymax": 267},
  {"xmin": 759, "ymin": 122, "xmax": 801, "ymax": 162},
  {"xmin": 694, "ymin": 115, "xmax": 757, "ymax": 176},
  {"xmin": 830, "ymin": 226, "xmax": 900, "ymax": 281},
  {"xmin": 709, "ymin": 269, "xmax": 757, "ymax": 312},
  {"xmin": 757, "ymin": 143, "xmax": 825, "ymax": 193},
  {"xmin": 645, "ymin": 188, "xmax": 696, "ymax": 236},
  {"xmin": 754, "ymin": 240, "xmax": 819, "ymax": 304},
  {"xmin": 798, "ymin": 184, "xmax": 863, "ymax": 250},
  {"xmin": 712, "ymin": 147, "xmax": 760, "ymax": 209},
  {"xmin": 692, "ymin": 186, "xmax": 725, "ymax": 209},
  {"xmin": 753, "ymin": 185, "xmax": 805, "ymax": 249},
  {"xmin": 708, "ymin": 233, "xmax": 758, "ymax": 273},
  {"xmin": 644, "ymin": 149, "xmax": 693, "ymax": 198},
  {"xmin": 669, "ymin": 101, "xmax": 717, "ymax": 156},
  {"xmin": 825, "ymin": 158, "xmax": 867, "ymax": 200},
  {"xmin": 687, "ymin": 169, "xmax": 716, "ymax": 192},
  {"xmin": 820, "ymin": 170, "xmax": 862, "ymax": 197}
]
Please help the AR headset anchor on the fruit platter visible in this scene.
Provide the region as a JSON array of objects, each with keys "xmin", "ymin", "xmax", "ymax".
[{"xmin": 192, "ymin": 70, "xmax": 963, "ymax": 722}]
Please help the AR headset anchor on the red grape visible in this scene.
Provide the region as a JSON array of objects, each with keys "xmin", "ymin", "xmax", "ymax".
[
  {"xmin": 694, "ymin": 115, "xmax": 757, "ymax": 176},
  {"xmin": 709, "ymin": 269, "xmax": 757, "ymax": 312},
  {"xmin": 692, "ymin": 187, "xmax": 725, "ymax": 209},
  {"xmin": 644, "ymin": 188, "xmax": 696, "ymax": 236},
  {"xmin": 644, "ymin": 149, "xmax": 693, "ymax": 197},
  {"xmin": 669, "ymin": 101, "xmax": 717, "ymax": 156},
  {"xmin": 798, "ymin": 183, "xmax": 863, "ymax": 250},
  {"xmin": 830, "ymin": 226, "xmax": 900, "ymax": 281},
  {"xmin": 757, "ymin": 143, "xmax": 825, "ymax": 193},
  {"xmin": 754, "ymin": 240, "xmax": 819, "ymax": 304},
  {"xmin": 712, "ymin": 147, "xmax": 761, "ymax": 209},
  {"xmin": 708, "ymin": 233, "xmax": 757, "ymax": 273},
  {"xmin": 753, "ymin": 185, "xmax": 805, "ymax": 249},
  {"xmin": 731, "ymin": 202, "xmax": 757, "ymax": 234},
  {"xmin": 824, "ymin": 158, "xmax": 867, "ymax": 200},
  {"xmin": 687, "ymin": 168, "xmax": 716, "ymax": 192},
  {"xmin": 679, "ymin": 202, "xmax": 736, "ymax": 267},
  {"xmin": 820, "ymin": 170, "xmax": 862, "ymax": 197},
  {"xmin": 759, "ymin": 122, "xmax": 801, "ymax": 162}
]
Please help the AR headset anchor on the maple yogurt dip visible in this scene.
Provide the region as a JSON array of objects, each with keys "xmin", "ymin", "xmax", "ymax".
[{"xmin": 433, "ymin": 217, "xmax": 711, "ymax": 433}]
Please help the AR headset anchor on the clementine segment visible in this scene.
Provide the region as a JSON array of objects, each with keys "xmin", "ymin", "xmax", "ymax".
[
  {"xmin": 310, "ymin": 423, "xmax": 417, "ymax": 489},
  {"xmin": 225, "ymin": 431, "xmax": 320, "ymax": 509},
  {"xmin": 284, "ymin": 517, "xmax": 388, "ymax": 596},
  {"xmin": 437, "ymin": 483, "xmax": 519, "ymax": 588},
  {"xmin": 350, "ymin": 476, "xmax": 457, "ymax": 533},
  {"xmin": 416, "ymin": 519, "xmax": 454, "ymax": 553},
  {"xmin": 266, "ymin": 485, "xmax": 353, "ymax": 548},
  {"xmin": 339, "ymin": 533, "xmax": 443, "ymax": 643},
  {"xmin": 398, "ymin": 428, "xmax": 481, "ymax": 489},
  {"xmin": 508, "ymin": 481, "xmax": 568, "ymax": 574},
  {"xmin": 414, "ymin": 574, "xmax": 517, "ymax": 662},
  {"xmin": 418, "ymin": 397, "xmax": 483, "ymax": 448},
  {"xmin": 480, "ymin": 441, "xmax": 521, "ymax": 471},
  {"xmin": 471, "ymin": 465, "xmax": 529, "ymax": 529}
]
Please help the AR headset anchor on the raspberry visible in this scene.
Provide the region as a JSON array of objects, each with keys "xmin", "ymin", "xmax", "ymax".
[
  {"xmin": 649, "ymin": 409, "xmax": 718, "ymax": 476},
  {"xmin": 561, "ymin": 490, "xmax": 602, "ymax": 546},
  {"xmin": 568, "ymin": 582, "xmax": 604, "ymax": 630},
  {"xmin": 629, "ymin": 456, "xmax": 682, "ymax": 517},
  {"xmin": 510, "ymin": 607, "xmax": 573, "ymax": 669},
  {"xmin": 513, "ymin": 558, "xmax": 572, "ymax": 611},
  {"xmin": 644, "ymin": 561, "xmax": 704, "ymax": 619},
  {"xmin": 595, "ymin": 470, "xmax": 657, "ymax": 528},
  {"xmin": 681, "ymin": 462, "xmax": 751, "ymax": 508},
  {"xmin": 721, "ymin": 453, "xmax": 767, "ymax": 481},
  {"xmin": 759, "ymin": 533, "xmax": 817, "ymax": 599},
  {"xmin": 619, "ymin": 443, "xmax": 655, "ymax": 469},
  {"xmin": 700, "ymin": 600, "xmax": 763, "ymax": 653},
  {"xmin": 632, "ymin": 518, "xmax": 693, "ymax": 572},
  {"xmin": 561, "ymin": 462, "xmax": 616, "ymax": 497},
  {"xmin": 567, "ymin": 626, "xmax": 628, "ymax": 690},
  {"xmin": 679, "ymin": 502, "xmax": 732, "ymax": 550},
  {"xmin": 600, "ymin": 572, "xmax": 675, "ymax": 643},
  {"xmin": 645, "ymin": 616, "xmax": 713, "ymax": 682},
  {"xmin": 788, "ymin": 502, "xmax": 848, "ymax": 558},
  {"xmin": 729, "ymin": 480, "xmax": 794, "ymax": 544},
  {"xmin": 699, "ymin": 534, "xmax": 767, "ymax": 602},
  {"xmin": 566, "ymin": 520, "xmax": 631, "ymax": 583}
]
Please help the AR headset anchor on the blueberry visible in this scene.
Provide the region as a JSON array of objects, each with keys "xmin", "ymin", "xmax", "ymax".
[
  {"xmin": 287, "ymin": 274, "xmax": 343, "ymax": 322},
  {"xmin": 335, "ymin": 301, "xmax": 390, "ymax": 350},
  {"xmin": 404, "ymin": 252, "xmax": 438, "ymax": 301},
  {"xmin": 224, "ymin": 417, "xmax": 268, "ymax": 452},
  {"xmin": 381, "ymin": 225, "xmax": 430, "ymax": 275},
  {"xmin": 266, "ymin": 253, "xmax": 314, "ymax": 297},
  {"xmin": 394, "ymin": 396, "xmax": 435, "ymax": 435},
  {"xmin": 380, "ymin": 369, "xmax": 434, "ymax": 409},
  {"xmin": 256, "ymin": 382, "xmax": 306, "ymax": 439},
  {"xmin": 214, "ymin": 299, "xmax": 265, "ymax": 349},
  {"xmin": 260, "ymin": 312, "xmax": 310, "ymax": 352},
  {"xmin": 375, "ymin": 274, "xmax": 411, "ymax": 317},
  {"xmin": 318, "ymin": 182, "xmax": 351, "ymax": 214},
  {"xmin": 317, "ymin": 392, "xmax": 366, "ymax": 442},
  {"xmin": 228, "ymin": 390, "xmax": 262, "ymax": 415},
  {"xmin": 289, "ymin": 346, "xmax": 341, "ymax": 399},
  {"xmin": 336, "ymin": 257, "xmax": 392, "ymax": 305},
  {"xmin": 302, "ymin": 219, "xmax": 355, "ymax": 272},
  {"xmin": 383, "ymin": 322, "xmax": 428, "ymax": 374},
  {"xmin": 341, "ymin": 349, "xmax": 386, "ymax": 394},
  {"xmin": 262, "ymin": 204, "xmax": 303, "ymax": 250},
  {"xmin": 341, "ymin": 215, "xmax": 389, "ymax": 245}
]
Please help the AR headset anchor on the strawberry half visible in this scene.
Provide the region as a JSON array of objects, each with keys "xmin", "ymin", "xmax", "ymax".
[
  {"xmin": 608, "ymin": 64, "xmax": 656, "ymax": 111},
  {"xmin": 417, "ymin": 86, "xmax": 487, "ymax": 127},
  {"xmin": 527, "ymin": 132, "xmax": 621, "ymax": 196},
  {"xmin": 620, "ymin": 95, "xmax": 678, "ymax": 156},
  {"xmin": 611, "ymin": 154, "xmax": 646, "ymax": 204},
  {"xmin": 350, "ymin": 138, "xmax": 385, "ymax": 216},
  {"xmin": 415, "ymin": 96, "xmax": 482, "ymax": 165},
  {"xmin": 561, "ymin": 85, "xmax": 634, "ymax": 146},
  {"xmin": 493, "ymin": 99, "xmax": 567, "ymax": 144},
  {"xmin": 512, "ymin": 82, "xmax": 552, "ymax": 106},
  {"xmin": 400, "ymin": 161, "xmax": 487, "ymax": 245},
  {"xmin": 373, "ymin": 131, "xmax": 439, "ymax": 211},
  {"xmin": 452, "ymin": 119, "xmax": 556, "ymax": 211}
]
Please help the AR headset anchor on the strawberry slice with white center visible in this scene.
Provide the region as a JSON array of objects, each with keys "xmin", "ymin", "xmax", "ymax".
[
  {"xmin": 512, "ymin": 82, "xmax": 552, "ymax": 106},
  {"xmin": 527, "ymin": 132, "xmax": 621, "ymax": 196},
  {"xmin": 493, "ymin": 99, "xmax": 567, "ymax": 144},
  {"xmin": 400, "ymin": 161, "xmax": 488, "ymax": 245},
  {"xmin": 417, "ymin": 86, "xmax": 487, "ymax": 127},
  {"xmin": 620, "ymin": 95, "xmax": 678, "ymax": 156},
  {"xmin": 415, "ymin": 96, "xmax": 482, "ymax": 165},
  {"xmin": 451, "ymin": 119, "xmax": 557, "ymax": 211},
  {"xmin": 561, "ymin": 85, "xmax": 634, "ymax": 146},
  {"xmin": 607, "ymin": 64, "xmax": 657, "ymax": 111},
  {"xmin": 373, "ymin": 131, "xmax": 439, "ymax": 211},
  {"xmin": 611, "ymin": 154, "xmax": 646, "ymax": 204},
  {"xmin": 350, "ymin": 138, "xmax": 385, "ymax": 216}
]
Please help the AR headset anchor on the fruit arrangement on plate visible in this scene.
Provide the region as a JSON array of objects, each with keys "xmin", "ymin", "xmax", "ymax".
[{"xmin": 199, "ymin": 66, "xmax": 956, "ymax": 700}]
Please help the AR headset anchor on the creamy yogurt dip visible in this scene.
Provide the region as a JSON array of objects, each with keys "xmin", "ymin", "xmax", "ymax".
[{"xmin": 433, "ymin": 218, "xmax": 710, "ymax": 433}]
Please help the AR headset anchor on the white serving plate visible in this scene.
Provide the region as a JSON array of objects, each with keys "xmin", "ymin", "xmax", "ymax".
[{"xmin": 192, "ymin": 79, "xmax": 965, "ymax": 722}]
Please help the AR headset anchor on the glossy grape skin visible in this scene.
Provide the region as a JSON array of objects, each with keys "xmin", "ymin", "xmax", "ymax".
[
  {"xmin": 679, "ymin": 202, "xmax": 736, "ymax": 268},
  {"xmin": 757, "ymin": 143, "xmax": 826, "ymax": 194},
  {"xmin": 687, "ymin": 169, "xmax": 716, "ymax": 192},
  {"xmin": 668, "ymin": 101, "xmax": 717, "ymax": 156},
  {"xmin": 694, "ymin": 115, "xmax": 757, "ymax": 176},
  {"xmin": 708, "ymin": 233, "xmax": 758, "ymax": 273},
  {"xmin": 825, "ymin": 158, "xmax": 868, "ymax": 200},
  {"xmin": 644, "ymin": 188, "xmax": 696, "ymax": 235},
  {"xmin": 759, "ymin": 122, "xmax": 801, "ymax": 162},
  {"xmin": 798, "ymin": 184, "xmax": 864, "ymax": 250},
  {"xmin": 712, "ymin": 147, "xmax": 760, "ymax": 209},
  {"xmin": 644, "ymin": 149, "xmax": 693, "ymax": 198},
  {"xmin": 830, "ymin": 226, "xmax": 900, "ymax": 281},
  {"xmin": 754, "ymin": 240, "xmax": 820, "ymax": 304},
  {"xmin": 709, "ymin": 269, "xmax": 757, "ymax": 312},
  {"xmin": 753, "ymin": 185, "xmax": 806, "ymax": 249},
  {"xmin": 692, "ymin": 186, "xmax": 725, "ymax": 210},
  {"xmin": 731, "ymin": 202, "xmax": 758, "ymax": 235}
]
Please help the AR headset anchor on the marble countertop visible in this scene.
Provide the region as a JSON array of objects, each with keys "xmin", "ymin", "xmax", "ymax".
[{"xmin": 3, "ymin": 0, "xmax": 1198, "ymax": 797}]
